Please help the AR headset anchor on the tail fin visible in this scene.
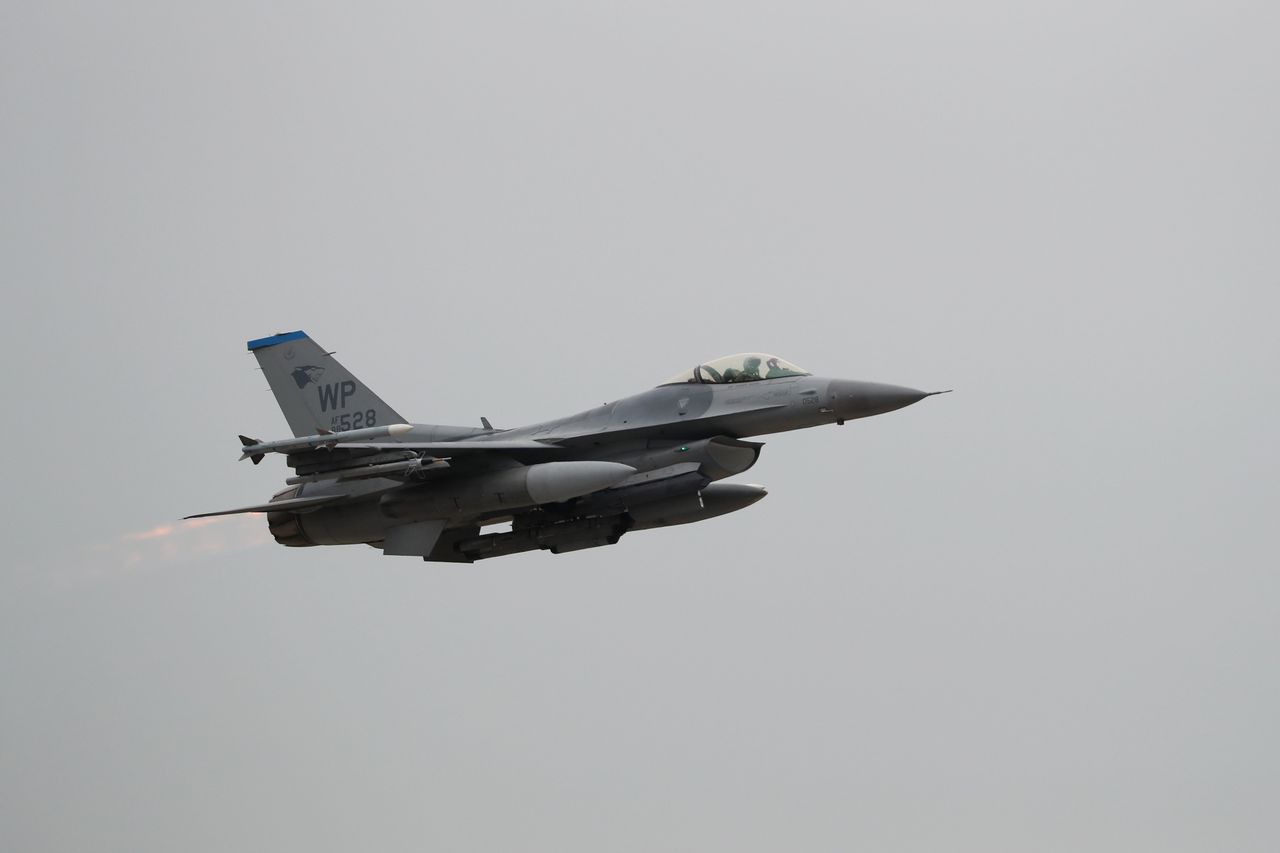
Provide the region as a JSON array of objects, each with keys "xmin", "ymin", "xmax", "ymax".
[{"xmin": 247, "ymin": 331, "xmax": 407, "ymax": 437}]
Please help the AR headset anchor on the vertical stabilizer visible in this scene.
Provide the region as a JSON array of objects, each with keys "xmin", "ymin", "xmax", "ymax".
[{"xmin": 247, "ymin": 331, "xmax": 406, "ymax": 437}]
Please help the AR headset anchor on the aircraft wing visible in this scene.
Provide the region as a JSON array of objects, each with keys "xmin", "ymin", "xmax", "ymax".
[{"xmin": 184, "ymin": 494, "xmax": 341, "ymax": 519}]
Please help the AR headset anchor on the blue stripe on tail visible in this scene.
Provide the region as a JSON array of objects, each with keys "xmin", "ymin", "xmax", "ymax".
[{"xmin": 247, "ymin": 331, "xmax": 308, "ymax": 351}]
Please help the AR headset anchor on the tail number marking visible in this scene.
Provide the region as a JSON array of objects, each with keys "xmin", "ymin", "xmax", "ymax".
[{"xmin": 330, "ymin": 409, "xmax": 377, "ymax": 431}]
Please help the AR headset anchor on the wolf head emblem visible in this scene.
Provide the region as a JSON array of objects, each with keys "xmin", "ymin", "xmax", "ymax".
[{"xmin": 291, "ymin": 365, "xmax": 325, "ymax": 388}]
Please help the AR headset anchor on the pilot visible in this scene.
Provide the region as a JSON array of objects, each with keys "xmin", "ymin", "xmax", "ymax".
[
  {"xmin": 765, "ymin": 357, "xmax": 787, "ymax": 378},
  {"xmin": 740, "ymin": 356, "xmax": 763, "ymax": 381}
]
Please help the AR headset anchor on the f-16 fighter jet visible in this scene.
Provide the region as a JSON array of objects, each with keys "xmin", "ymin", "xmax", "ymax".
[{"xmin": 188, "ymin": 331, "xmax": 946, "ymax": 561}]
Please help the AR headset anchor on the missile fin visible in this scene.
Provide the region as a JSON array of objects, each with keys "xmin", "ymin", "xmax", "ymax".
[{"xmin": 238, "ymin": 435, "xmax": 265, "ymax": 464}]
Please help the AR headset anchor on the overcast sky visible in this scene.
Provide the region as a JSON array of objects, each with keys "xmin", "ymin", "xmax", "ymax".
[{"xmin": 2, "ymin": 2, "xmax": 1277, "ymax": 851}]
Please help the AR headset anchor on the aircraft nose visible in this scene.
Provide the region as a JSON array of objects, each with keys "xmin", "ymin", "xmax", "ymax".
[{"xmin": 829, "ymin": 380, "xmax": 941, "ymax": 419}]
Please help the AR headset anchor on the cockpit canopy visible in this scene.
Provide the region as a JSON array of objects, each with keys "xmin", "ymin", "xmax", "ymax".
[{"xmin": 660, "ymin": 353, "xmax": 811, "ymax": 385}]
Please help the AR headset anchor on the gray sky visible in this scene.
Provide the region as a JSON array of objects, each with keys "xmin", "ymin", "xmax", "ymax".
[{"xmin": 2, "ymin": 2, "xmax": 1277, "ymax": 851}]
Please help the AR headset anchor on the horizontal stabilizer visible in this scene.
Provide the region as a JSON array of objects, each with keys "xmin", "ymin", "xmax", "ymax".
[{"xmin": 184, "ymin": 494, "xmax": 340, "ymax": 519}]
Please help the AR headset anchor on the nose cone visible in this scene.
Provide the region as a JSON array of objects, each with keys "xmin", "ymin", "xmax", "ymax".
[{"xmin": 829, "ymin": 380, "xmax": 936, "ymax": 420}]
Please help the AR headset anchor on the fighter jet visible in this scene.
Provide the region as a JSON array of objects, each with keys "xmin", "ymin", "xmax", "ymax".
[{"xmin": 188, "ymin": 331, "xmax": 945, "ymax": 561}]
